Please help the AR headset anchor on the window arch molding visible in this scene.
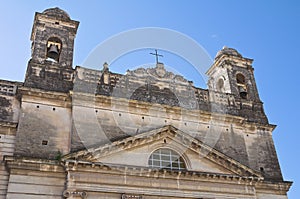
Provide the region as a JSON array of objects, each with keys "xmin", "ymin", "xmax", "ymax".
[
  {"xmin": 147, "ymin": 145, "xmax": 191, "ymax": 170},
  {"xmin": 46, "ymin": 35, "xmax": 66, "ymax": 46}
]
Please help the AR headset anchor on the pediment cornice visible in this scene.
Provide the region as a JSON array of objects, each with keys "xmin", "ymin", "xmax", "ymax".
[
  {"xmin": 63, "ymin": 159, "xmax": 263, "ymax": 185},
  {"xmin": 63, "ymin": 125, "xmax": 263, "ymax": 178}
]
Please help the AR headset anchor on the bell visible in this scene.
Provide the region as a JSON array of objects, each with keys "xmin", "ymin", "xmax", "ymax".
[
  {"xmin": 47, "ymin": 44, "xmax": 59, "ymax": 60},
  {"xmin": 239, "ymin": 86, "xmax": 247, "ymax": 99}
]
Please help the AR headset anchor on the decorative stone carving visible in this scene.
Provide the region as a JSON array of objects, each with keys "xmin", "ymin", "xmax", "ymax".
[
  {"xmin": 121, "ymin": 194, "xmax": 143, "ymax": 199},
  {"xmin": 0, "ymin": 81, "xmax": 18, "ymax": 95},
  {"xmin": 63, "ymin": 190, "xmax": 87, "ymax": 198},
  {"xmin": 127, "ymin": 63, "xmax": 190, "ymax": 85}
]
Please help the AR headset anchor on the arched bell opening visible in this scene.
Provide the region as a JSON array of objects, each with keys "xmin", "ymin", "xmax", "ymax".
[
  {"xmin": 236, "ymin": 73, "xmax": 247, "ymax": 99},
  {"xmin": 46, "ymin": 37, "xmax": 62, "ymax": 62},
  {"xmin": 216, "ymin": 78, "xmax": 224, "ymax": 92}
]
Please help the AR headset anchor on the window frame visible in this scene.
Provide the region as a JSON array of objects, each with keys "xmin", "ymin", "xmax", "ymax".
[{"xmin": 148, "ymin": 148, "xmax": 187, "ymax": 170}]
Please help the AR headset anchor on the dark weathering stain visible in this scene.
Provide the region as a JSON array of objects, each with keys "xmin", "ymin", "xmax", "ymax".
[
  {"xmin": 130, "ymin": 84, "xmax": 179, "ymax": 106},
  {"xmin": 0, "ymin": 96, "xmax": 11, "ymax": 120},
  {"xmin": 0, "ymin": 96, "xmax": 11, "ymax": 107}
]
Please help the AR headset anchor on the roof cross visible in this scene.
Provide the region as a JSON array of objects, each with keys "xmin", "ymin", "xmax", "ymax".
[{"xmin": 150, "ymin": 49, "xmax": 163, "ymax": 64}]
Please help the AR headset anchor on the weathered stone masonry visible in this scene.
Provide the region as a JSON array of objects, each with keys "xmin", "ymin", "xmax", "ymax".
[{"xmin": 0, "ymin": 7, "xmax": 292, "ymax": 199}]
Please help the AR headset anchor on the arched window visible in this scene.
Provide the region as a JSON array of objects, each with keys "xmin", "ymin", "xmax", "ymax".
[
  {"xmin": 216, "ymin": 78, "xmax": 224, "ymax": 92},
  {"xmin": 236, "ymin": 73, "xmax": 247, "ymax": 99},
  {"xmin": 236, "ymin": 73, "xmax": 246, "ymax": 84},
  {"xmin": 46, "ymin": 37, "xmax": 62, "ymax": 62},
  {"xmin": 148, "ymin": 148, "xmax": 186, "ymax": 170}
]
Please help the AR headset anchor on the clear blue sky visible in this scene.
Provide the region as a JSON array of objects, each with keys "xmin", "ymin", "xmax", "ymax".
[{"xmin": 0, "ymin": 1, "xmax": 299, "ymax": 198}]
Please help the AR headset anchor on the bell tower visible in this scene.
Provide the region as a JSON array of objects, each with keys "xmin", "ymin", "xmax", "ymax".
[
  {"xmin": 206, "ymin": 47, "xmax": 261, "ymax": 102},
  {"xmin": 24, "ymin": 7, "xmax": 79, "ymax": 92}
]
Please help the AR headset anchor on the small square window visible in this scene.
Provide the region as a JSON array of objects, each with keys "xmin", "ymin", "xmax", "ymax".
[{"xmin": 42, "ymin": 140, "xmax": 48, "ymax": 145}]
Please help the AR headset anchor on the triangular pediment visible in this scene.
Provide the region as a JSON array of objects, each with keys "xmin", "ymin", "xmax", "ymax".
[{"xmin": 63, "ymin": 125, "xmax": 262, "ymax": 178}]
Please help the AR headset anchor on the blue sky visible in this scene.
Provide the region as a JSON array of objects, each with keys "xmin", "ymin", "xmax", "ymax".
[{"xmin": 0, "ymin": 1, "xmax": 299, "ymax": 198}]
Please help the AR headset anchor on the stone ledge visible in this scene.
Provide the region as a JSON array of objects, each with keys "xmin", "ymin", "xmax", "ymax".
[{"xmin": 4, "ymin": 156, "xmax": 64, "ymax": 173}]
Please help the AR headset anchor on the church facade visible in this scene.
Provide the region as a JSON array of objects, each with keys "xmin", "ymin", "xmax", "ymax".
[{"xmin": 0, "ymin": 8, "xmax": 292, "ymax": 199}]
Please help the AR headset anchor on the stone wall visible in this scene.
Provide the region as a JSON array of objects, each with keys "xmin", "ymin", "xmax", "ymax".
[
  {"xmin": 24, "ymin": 60, "xmax": 75, "ymax": 92},
  {"xmin": 14, "ymin": 88, "xmax": 72, "ymax": 159},
  {"xmin": 70, "ymin": 90, "xmax": 281, "ymax": 181},
  {"xmin": 0, "ymin": 80, "xmax": 21, "ymax": 122},
  {"xmin": 0, "ymin": 132, "xmax": 15, "ymax": 199},
  {"xmin": 63, "ymin": 160, "xmax": 259, "ymax": 199},
  {"xmin": 74, "ymin": 64, "xmax": 268, "ymax": 125},
  {"xmin": 5, "ymin": 157, "xmax": 65, "ymax": 199},
  {"xmin": 0, "ymin": 81, "xmax": 19, "ymax": 198}
]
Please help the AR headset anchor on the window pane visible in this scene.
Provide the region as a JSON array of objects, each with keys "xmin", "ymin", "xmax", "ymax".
[
  {"xmin": 171, "ymin": 156, "xmax": 178, "ymax": 161},
  {"xmin": 172, "ymin": 162, "xmax": 179, "ymax": 168},
  {"xmin": 161, "ymin": 155, "xmax": 170, "ymax": 161},
  {"xmin": 161, "ymin": 162, "xmax": 171, "ymax": 167},
  {"xmin": 160, "ymin": 149, "xmax": 170, "ymax": 155},
  {"xmin": 179, "ymin": 162, "xmax": 185, "ymax": 169}
]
